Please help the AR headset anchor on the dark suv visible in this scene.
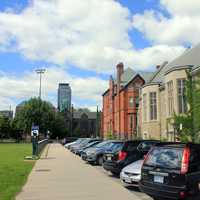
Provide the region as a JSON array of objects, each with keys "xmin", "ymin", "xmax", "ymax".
[
  {"xmin": 140, "ymin": 143, "xmax": 200, "ymax": 200},
  {"xmin": 103, "ymin": 140, "xmax": 159, "ymax": 175}
]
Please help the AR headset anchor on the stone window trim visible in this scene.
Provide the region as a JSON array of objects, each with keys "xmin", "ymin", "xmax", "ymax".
[
  {"xmin": 149, "ymin": 92, "xmax": 157, "ymax": 121},
  {"xmin": 177, "ymin": 78, "xmax": 187, "ymax": 114},
  {"xmin": 143, "ymin": 93, "xmax": 147, "ymax": 122},
  {"xmin": 167, "ymin": 81, "xmax": 174, "ymax": 116}
]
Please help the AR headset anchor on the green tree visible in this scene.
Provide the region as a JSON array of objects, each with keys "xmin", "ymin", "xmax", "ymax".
[
  {"xmin": 15, "ymin": 98, "xmax": 69, "ymax": 139},
  {"xmin": 49, "ymin": 112, "xmax": 69, "ymax": 139},
  {"xmin": 0, "ymin": 116, "xmax": 11, "ymax": 139}
]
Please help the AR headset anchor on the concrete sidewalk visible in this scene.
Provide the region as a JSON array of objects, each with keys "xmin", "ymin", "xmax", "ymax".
[{"xmin": 16, "ymin": 143, "xmax": 141, "ymax": 200}]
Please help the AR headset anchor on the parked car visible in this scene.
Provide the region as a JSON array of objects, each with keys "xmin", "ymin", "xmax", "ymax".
[
  {"xmin": 140, "ymin": 143, "xmax": 200, "ymax": 200},
  {"xmin": 103, "ymin": 140, "xmax": 159, "ymax": 175},
  {"xmin": 82, "ymin": 140, "xmax": 123, "ymax": 165},
  {"xmin": 71, "ymin": 138, "xmax": 100, "ymax": 154},
  {"xmin": 64, "ymin": 141, "xmax": 77, "ymax": 149},
  {"xmin": 70, "ymin": 138, "xmax": 89, "ymax": 151},
  {"xmin": 76, "ymin": 140, "xmax": 102, "ymax": 156},
  {"xmin": 67, "ymin": 138, "xmax": 87, "ymax": 150},
  {"xmin": 120, "ymin": 159, "xmax": 143, "ymax": 187}
]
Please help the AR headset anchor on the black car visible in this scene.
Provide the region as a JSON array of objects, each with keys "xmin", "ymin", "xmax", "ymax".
[
  {"xmin": 83, "ymin": 140, "xmax": 123, "ymax": 165},
  {"xmin": 103, "ymin": 140, "xmax": 159, "ymax": 176},
  {"xmin": 140, "ymin": 143, "xmax": 200, "ymax": 200}
]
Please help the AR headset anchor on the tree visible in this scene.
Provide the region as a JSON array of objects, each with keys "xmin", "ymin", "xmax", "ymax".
[
  {"xmin": 15, "ymin": 98, "xmax": 69, "ymax": 139},
  {"xmin": 0, "ymin": 116, "xmax": 11, "ymax": 139},
  {"xmin": 49, "ymin": 112, "xmax": 69, "ymax": 139},
  {"xmin": 173, "ymin": 70, "xmax": 200, "ymax": 142}
]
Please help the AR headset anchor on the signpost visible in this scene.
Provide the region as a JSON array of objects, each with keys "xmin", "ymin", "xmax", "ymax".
[{"xmin": 31, "ymin": 125, "xmax": 39, "ymax": 157}]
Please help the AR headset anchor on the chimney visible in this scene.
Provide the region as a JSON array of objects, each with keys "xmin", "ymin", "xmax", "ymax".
[
  {"xmin": 156, "ymin": 65, "xmax": 160, "ymax": 70},
  {"xmin": 116, "ymin": 62, "xmax": 124, "ymax": 85}
]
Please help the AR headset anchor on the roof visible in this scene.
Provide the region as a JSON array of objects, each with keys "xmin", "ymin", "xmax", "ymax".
[
  {"xmin": 137, "ymin": 71, "xmax": 154, "ymax": 83},
  {"xmin": 151, "ymin": 44, "xmax": 200, "ymax": 83},
  {"xmin": 102, "ymin": 67, "xmax": 154, "ymax": 95},
  {"xmin": 73, "ymin": 111, "xmax": 97, "ymax": 119},
  {"xmin": 121, "ymin": 68, "xmax": 136, "ymax": 86}
]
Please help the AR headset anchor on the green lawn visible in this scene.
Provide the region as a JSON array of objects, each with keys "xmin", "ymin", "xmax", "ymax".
[{"xmin": 0, "ymin": 144, "xmax": 34, "ymax": 200}]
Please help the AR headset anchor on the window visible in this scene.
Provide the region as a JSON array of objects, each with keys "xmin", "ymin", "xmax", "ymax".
[
  {"xmin": 150, "ymin": 92, "xmax": 157, "ymax": 120},
  {"xmin": 129, "ymin": 97, "xmax": 134, "ymax": 107},
  {"xmin": 135, "ymin": 96, "xmax": 139, "ymax": 108},
  {"xmin": 143, "ymin": 94, "xmax": 147, "ymax": 121},
  {"xmin": 129, "ymin": 114, "xmax": 133, "ymax": 130},
  {"xmin": 177, "ymin": 79, "xmax": 187, "ymax": 113},
  {"xmin": 145, "ymin": 147, "xmax": 183, "ymax": 169},
  {"xmin": 167, "ymin": 81, "xmax": 174, "ymax": 116}
]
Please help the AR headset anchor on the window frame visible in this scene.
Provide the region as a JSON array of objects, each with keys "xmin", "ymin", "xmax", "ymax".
[
  {"xmin": 149, "ymin": 92, "xmax": 157, "ymax": 120},
  {"xmin": 177, "ymin": 78, "xmax": 187, "ymax": 114}
]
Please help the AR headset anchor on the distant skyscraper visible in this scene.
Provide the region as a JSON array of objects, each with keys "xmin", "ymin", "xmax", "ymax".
[{"xmin": 58, "ymin": 83, "xmax": 71, "ymax": 112}]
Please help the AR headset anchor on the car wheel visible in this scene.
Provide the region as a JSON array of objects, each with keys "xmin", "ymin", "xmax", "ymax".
[
  {"xmin": 111, "ymin": 171, "xmax": 119, "ymax": 176},
  {"xmin": 97, "ymin": 156, "xmax": 104, "ymax": 165}
]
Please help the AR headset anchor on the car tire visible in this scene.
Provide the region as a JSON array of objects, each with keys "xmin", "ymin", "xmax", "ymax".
[
  {"xmin": 97, "ymin": 156, "xmax": 104, "ymax": 166},
  {"xmin": 111, "ymin": 171, "xmax": 119, "ymax": 176}
]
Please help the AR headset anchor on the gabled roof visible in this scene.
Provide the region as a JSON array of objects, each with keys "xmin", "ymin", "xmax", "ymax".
[
  {"xmin": 121, "ymin": 67, "xmax": 136, "ymax": 86},
  {"xmin": 150, "ymin": 43, "xmax": 200, "ymax": 83}
]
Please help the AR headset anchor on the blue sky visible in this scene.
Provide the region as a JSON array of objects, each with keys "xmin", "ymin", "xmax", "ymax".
[{"xmin": 0, "ymin": 0, "xmax": 198, "ymax": 111}]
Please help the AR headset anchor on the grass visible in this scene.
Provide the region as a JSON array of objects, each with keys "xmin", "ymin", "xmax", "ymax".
[{"xmin": 0, "ymin": 144, "xmax": 35, "ymax": 200}]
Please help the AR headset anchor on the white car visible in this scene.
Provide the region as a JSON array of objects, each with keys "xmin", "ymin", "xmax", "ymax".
[{"xmin": 120, "ymin": 159, "xmax": 143, "ymax": 187}]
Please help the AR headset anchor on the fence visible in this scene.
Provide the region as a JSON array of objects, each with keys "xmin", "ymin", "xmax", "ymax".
[{"xmin": 38, "ymin": 139, "xmax": 49, "ymax": 156}]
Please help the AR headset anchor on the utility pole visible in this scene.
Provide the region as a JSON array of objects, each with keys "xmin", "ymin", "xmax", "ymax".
[
  {"xmin": 70, "ymin": 104, "xmax": 74, "ymax": 137},
  {"xmin": 35, "ymin": 69, "xmax": 46, "ymax": 99},
  {"xmin": 96, "ymin": 106, "xmax": 99, "ymax": 138}
]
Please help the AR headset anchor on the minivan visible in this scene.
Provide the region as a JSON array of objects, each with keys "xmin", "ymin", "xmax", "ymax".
[{"xmin": 140, "ymin": 143, "xmax": 200, "ymax": 200}]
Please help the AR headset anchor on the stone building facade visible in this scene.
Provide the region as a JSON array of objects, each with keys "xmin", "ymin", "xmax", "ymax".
[{"xmin": 139, "ymin": 44, "xmax": 200, "ymax": 140}]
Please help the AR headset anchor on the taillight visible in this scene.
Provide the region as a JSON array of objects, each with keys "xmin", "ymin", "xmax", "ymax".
[
  {"xmin": 142, "ymin": 148, "xmax": 153, "ymax": 167},
  {"xmin": 118, "ymin": 151, "xmax": 127, "ymax": 161},
  {"xmin": 181, "ymin": 147, "xmax": 190, "ymax": 175}
]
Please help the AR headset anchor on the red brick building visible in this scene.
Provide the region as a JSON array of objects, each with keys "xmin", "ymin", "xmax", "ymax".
[{"xmin": 102, "ymin": 63, "xmax": 153, "ymax": 139}]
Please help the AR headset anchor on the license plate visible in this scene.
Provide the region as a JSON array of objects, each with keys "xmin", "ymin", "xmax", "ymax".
[
  {"xmin": 107, "ymin": 156, "xmax": 112, "ymax": 161},
  {"xmin": 154, "ymin": 175, "xmax": 164, "ymax": 183},
  {"xmin": 124, "ymin": 177, "xmax": 132, "ymax": 183}
]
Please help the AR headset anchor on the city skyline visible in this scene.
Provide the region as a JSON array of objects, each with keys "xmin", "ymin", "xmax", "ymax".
[{"xmin": 0, "ymin": 0, "xmax": 199, "ymax": 111}]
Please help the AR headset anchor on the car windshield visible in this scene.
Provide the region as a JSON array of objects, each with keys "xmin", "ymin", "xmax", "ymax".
[
  {"xmin": 95, "ymin": 141, "xmax": 110, "ymax": 148},
  {"xmin": 145, "ymin": 147, "xmax": 183, "ymax": 169},
  {"xmin": 75, "ymin": 139, "xmax": 84, "ymax": 144},
  {"xmin": 84, "ymin": 141, "xmax": 99, "ymax": 148},
  {"xmin": 106, "ymin": 142, "xmax": 123, "ymax": 151}
]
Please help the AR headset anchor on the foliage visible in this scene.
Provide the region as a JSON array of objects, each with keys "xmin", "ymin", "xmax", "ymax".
[
  {"xmin": 172, "ymin": 70, "xmax": 200, "ymax": 143},
  {"xmin": 106, "ymin": 131, "xmax": 117, "ymax": 140},
  {"xmin": 49, "ymin": 112, "xmax": 69, "ymax": 139},
  {"xmin": 0, "ymin": 144, "xmax": 34, "ymax": 200},
  {"xmin": 15, "ymin": 98, "xmax": 69, "ymax": 139},
  {"xmin": 0, "ymin": 116, "xmax": 12, "ymax": 139}
]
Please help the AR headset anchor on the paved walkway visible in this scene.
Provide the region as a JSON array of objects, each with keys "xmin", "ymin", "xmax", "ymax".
[{"xmin": 16, "ymin": 143, "xmax": 141, "ymax": 200}]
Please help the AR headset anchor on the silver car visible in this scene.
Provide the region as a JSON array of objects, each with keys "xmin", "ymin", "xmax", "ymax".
[{"xmin": 120, "ymin": 159, "xmax": 143, "ymax": 187}]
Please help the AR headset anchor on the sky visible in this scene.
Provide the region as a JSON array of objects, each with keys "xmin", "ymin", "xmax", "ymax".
[{"xmin": 0, "ymin": 0, "xmax": 199, "ymax": 111}]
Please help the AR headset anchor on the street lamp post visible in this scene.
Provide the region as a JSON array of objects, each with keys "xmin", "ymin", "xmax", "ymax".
[{"xmin": 35, "ymin": 69, "xmax": 46, "ymax": 99}]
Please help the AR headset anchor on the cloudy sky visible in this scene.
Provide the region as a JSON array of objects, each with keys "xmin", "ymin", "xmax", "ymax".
[{"xmin": 0, "ymin": 0, "xmax": 199, "ymax": 111}]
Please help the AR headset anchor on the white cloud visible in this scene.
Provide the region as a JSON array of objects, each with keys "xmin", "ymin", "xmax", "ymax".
[
  {"xmin": 132, "ymin": 0, "xmax": 200, "ymax": 46},
  {"xmin": 0, "ymin": 0, "xmax": 187, "ymax": 73},
  {"xmin": 0, "ymin": 67, "xmax": 107, "ymax": 111}
]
